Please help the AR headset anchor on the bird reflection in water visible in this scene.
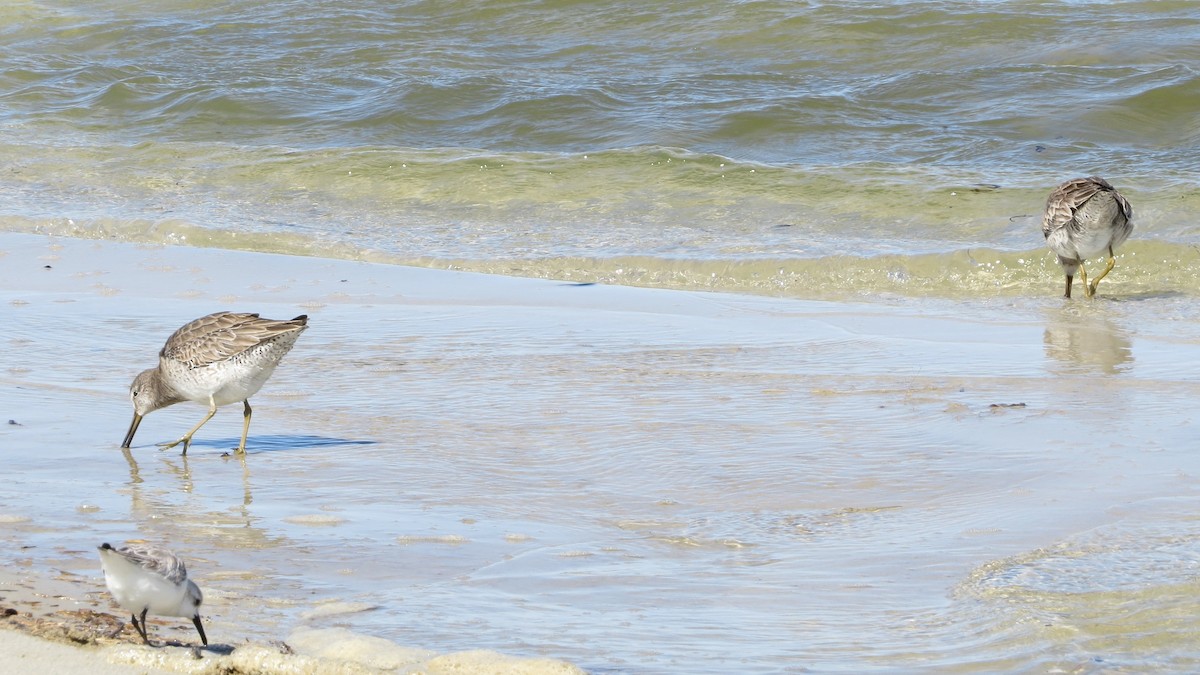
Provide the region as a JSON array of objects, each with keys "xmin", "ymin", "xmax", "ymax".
[{"xmin": 1043, "ymin": 306, "xmax": 1133, "ymax": 375}]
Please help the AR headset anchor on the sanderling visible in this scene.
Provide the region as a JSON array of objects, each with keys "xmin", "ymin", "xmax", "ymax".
[{"xmin": 97, "ymin": 542, "xmax": 208, "ymax": 646}]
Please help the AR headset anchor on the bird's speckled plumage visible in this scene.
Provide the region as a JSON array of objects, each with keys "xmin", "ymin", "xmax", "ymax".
[
  {"xmin": 122, "ymin": 311, "xmax": 308, "ymax": 454},
  {"xmin": 160, "ymin": 311, "xmax": 309, "ymax": 369},
  {"xmin": 1041, "ymin": 176, "xmax": 1133, "ymax": 298}
]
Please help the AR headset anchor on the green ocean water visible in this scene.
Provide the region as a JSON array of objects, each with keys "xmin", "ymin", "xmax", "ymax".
[{"xmin": 1, "ymin": 0, "xmax": 1199, "ymax": 298}]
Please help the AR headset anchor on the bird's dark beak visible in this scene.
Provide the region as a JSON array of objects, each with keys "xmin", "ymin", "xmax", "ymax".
[
  {"xmin": 122, "ymin": 413, "xmax": 142, "ymax": 448},
  {"xmin": 192, "ymin": 614, "xmax": 208, "ymax": 646}
]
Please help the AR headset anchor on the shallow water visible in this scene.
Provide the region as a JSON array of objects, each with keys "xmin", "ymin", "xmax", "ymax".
[{"xmin": 4, "ymin": 235, "xmax": 1200, "ymax": 672}]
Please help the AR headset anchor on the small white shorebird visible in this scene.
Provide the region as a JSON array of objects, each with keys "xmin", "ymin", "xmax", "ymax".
[
  {"xmin": 122, "ymin": 311, "xmax": 309, "ymax": 454},
  {"xmin": 1041, "ymin": 176, "xmax": 1133, "ymax": 298},
  {"xmin": 97, "ymin": 542, "xmax": 208, "ymax": 646}
]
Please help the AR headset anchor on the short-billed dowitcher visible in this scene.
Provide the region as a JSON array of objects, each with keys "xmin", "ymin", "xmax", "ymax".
[
  {"xmin": 1041, "ymin": 176, "xmax": 1133, "ymax": 298},
  {"xmin": 98, "ymin": 542, "xmax": 208, "ymax": 646},
  {"xmin": 121, "ymin": 311, "xmax": 308, "ymax": 454}
]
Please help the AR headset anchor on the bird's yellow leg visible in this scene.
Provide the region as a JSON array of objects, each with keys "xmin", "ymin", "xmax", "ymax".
[
  {"xmin": 159, "ymin": 400, "xmax": 218, "ymax": 455},
  {"xmin": 236, "ymin": 400, "xmax": 252, "ymax": 455},
  {"xmin": 1087, "ymin": 247, "xmax": 1117, "ymax": 297},
  {"xmin": 1078, "ymin": 265, "xmax": 1093, "ymax": 298}
]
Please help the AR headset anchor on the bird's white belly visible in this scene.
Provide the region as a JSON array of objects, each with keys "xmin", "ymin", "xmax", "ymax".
[
  {"xmin": 1047, "ymin": 226, "xmax": 1113, "ymax": 262},
  {"xmin": 103, "ymin": 568, "xmax": 188, "ymax": 616},
  {"xmin": 164, "ymin": 344, "xmax": 288, "ymax": 406},
  {"xmin": 1070, "ymin": 226, "xmax": 1116, "ymax": 260}
]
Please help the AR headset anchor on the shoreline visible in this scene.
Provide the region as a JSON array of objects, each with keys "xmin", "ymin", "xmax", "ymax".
[
  {"xmin": 3, "ymin": 216, "xmax": 1187, "ymax": 302},
  {"xmin": 0, "ymin": 563, "xmax": 584, "ymax": 674},
  {"xmin": 0, "ymin": 565, "xmax": 174, "ymax": 675}
]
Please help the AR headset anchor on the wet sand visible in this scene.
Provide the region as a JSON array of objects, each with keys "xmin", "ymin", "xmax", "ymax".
[
  {"xmin": 0, "ymin": 549, "xmax": 582, "ymax": 674},
  {"xmin": 3, "ymin": 232, "xmax": 1200, "ymax": 673},
  {"xmin": 0, "ymin": 232, "xmax": 598, "ymax": 673}
]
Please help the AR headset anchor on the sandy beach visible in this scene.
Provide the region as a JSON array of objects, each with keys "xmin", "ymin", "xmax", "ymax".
[
  {"xmin": 3, "ymin": 231, "xmax": 1200, "ymax": 672},
  {"xmin": 0, "ymin": 514, "xmax": 583, "ymax": 674}
]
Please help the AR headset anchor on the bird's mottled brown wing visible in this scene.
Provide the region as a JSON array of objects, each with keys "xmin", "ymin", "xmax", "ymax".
[
  {"xmin": 1041, "ymin": 177, "xmax": 1130, "ymax": 239},
  {"xmin": 114, "ymin": 543, "xmax": 189, "ymax": 585},
  {"xmin": 1042, "ymin": 177, "xmax": 1105, "ymax": 239},
  {"xmin": 159, "ymin": 312, "xmax": 308, "ymax": 369}
]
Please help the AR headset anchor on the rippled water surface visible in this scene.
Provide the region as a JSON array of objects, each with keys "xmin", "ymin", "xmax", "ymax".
[{"xmin": 1, "ymin": 0, "xmax": 1199, "ymax": 297}]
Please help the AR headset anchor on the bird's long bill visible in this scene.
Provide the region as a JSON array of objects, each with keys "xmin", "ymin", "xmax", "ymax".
[
  {"xmin": 192, "ymin": 614, "xmax": 208, "ymax": 646},
  {"xmin": 122, "ymin": 413, "xmax": 142, "ymax": 448}
]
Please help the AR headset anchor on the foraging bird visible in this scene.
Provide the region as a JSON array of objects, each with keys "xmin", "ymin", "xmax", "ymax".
[
  {"xmin": 97, "ymin": 542, "xmax": 208, "ymax": 646},
  {"xmin": 1041, "ymin": 176, "xmax": 1133, "ymax": 298},
  {"xmin": 122, "ymin": 312, "xmax": 308, "ymax": 454}
]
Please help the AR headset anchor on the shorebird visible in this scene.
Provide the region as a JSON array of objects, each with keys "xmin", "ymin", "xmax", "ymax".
[
  {"xmin": 97, "ymin": 542, "xmax": 208, "ymax": 647},
  {"xmin": 121, "ymin": 311, "xmax": 308, "ymax": 454},
  {"xmin": 1041, "ymin": 176, "xmax": 1133, "ymax": 298}
]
